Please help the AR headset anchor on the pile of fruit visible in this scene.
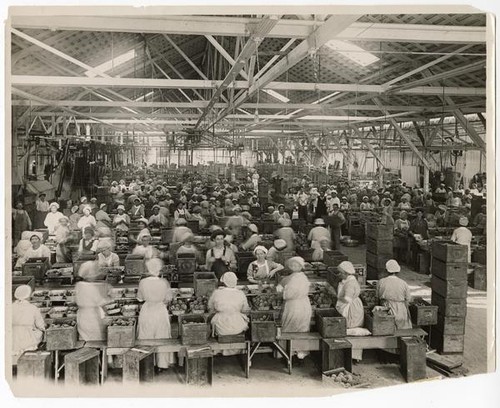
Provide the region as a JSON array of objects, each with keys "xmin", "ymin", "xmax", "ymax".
[
  {"xmin": 188, "ymin": 296, "xmax": 208, "ymax": 313},
  {"xmin": 32, "ymin": 290, "xmax": 49, "ymax": 299},
  {"xmin": 104, "ymin": 302, "xmax": 121, "ymax": 316},
  {"xmin": 360, "ymin": 289, "xmax": 378, "ymax": 309},
  {"xmin": 251, "ymin": 294, "xmax": 282, "ymax": 310},
  {"xmin": 412, "ymin": 297, "xmax": 428, "ymax": 307},
  {"xmin": 49, "ymin": 320, "xmax": 76, "ymax": 329},
  {"xmin": 324, "ymin": 369, "xmax": 362, "ymax": 388},
  {"xmin": 252, "ymin": 313, "xmax": 274, "ymax": 322},
  {"xmin": 109, "ymin": 318, "xmax": 135, "ymax": 327},
  {"xmin": 310, "ymin": 287, "xmax": 335, "ymax": 308},
  {"xmin": 169, "ymin": 297, "xmax": 189, "ymax": 315}
]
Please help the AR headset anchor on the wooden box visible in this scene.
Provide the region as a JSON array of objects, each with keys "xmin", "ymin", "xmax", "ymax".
[
  {"xmin": 323, "ymin": 250, "xmax": 349, "ymax": 267},
  {"xmin": 432, "ymin": 241, "xmax": 468, "ymax": 263},
  {"xmin": 107, "ymin": 320, "xmax": 137, "ymax": 348},
  {"xmin": 46, "ymin": 324, "xmax": 78, "ymax": 351},
  {"xmin": 430, "ymin": 327, "xmax": 465, "ymax": 354},
  {"xmin": 261, "ymin": 221, "xmax": 280, "ymax": 234},
  {"xmin": 17, "ymin": 351, "xmax": 52, "ymax": 380},
  {"xmin": 409, "ymin": 298, "xmax": 438, "ymax": 326},
  {"xmin": 12, "ymin": 276, "xmax": 35, "ymax": 298},
  {"xmin": 321, "ymin": 338, "xmax": 352, "ymax": 372},
  {"xmin": 436, "ymin": 314, "xmax": 466, "ymax": 335},
  {"xmin": 366, "ymin": 223, "xmax": 393, "ymax": 240},
  {"xmin": 123, "ymin": 347, "xmax": 155, "ymax": 383},
  {"xmin": 236, "ymin": 251, "xmax": 255, "ymax": 279},
  {"xmin": 177, "ymin": 254, "xmax": 197, "ymax": 277},
  {"xmin": 217, "ymin": 333, "xmax": 246, "ymax": 343},
  {"xmin": 431, "ymin": 292, "xmax": 467, "ymax": 317},
  {"xmin": 473, "ymin": 264, "xmax": 487, "ymax": 291},
  {"xmin": 193, "ymin": 272, "xmax": 218, "ymax": 297},
  {"xmin": 399, "ymin": 336, "xmax": 427, "ymax": 383},
  {"xmin": 366, "ymin": 251, "xmax": 391, "ymax": 271},
  {"xmin": 179, "ymin": 314, "xmax": 210, "ymax": 346},
  {"xmin": 316, "ymin": 309, "xmax": 347, "ymax": 338},
  {"xmin": 22, "ymin": 257, "xmax": 50, "ymax": 282},
  {"xmin": 250, "ymin": 311, "xmax": 277, "ymax": 342},
  {"xmin": 431, "ymin": 258, "xmax": 468, "ymax": 281},
  {"xmin": 296, "ymin": 248, "xmax": 315, "ymax": 263},
  {"xmin": 161, "ymin": 228, "xmax": 174, "ymax": 244},
  {"xmin": 185, "ymin": 348, "xmax": 213, "ymax": 386},
  {"xmin": 125, "ymin": 254, "xmax": 145, "ymax": 275},
  {"xmin": 431, "ymin": 276, "xmax": 468, "ymax": 299},
  {"xmin": 187, "ymin": 220, "xmax": 200, "ymax": 234},
  {"xmin": 64, "ymin": 348, "xmax": 100, "ymax": 385},
  {"xmin": 366, "ymin": 264, "xmax": 383, "ymax": 281},
  {"xmin": 472, "ymin": 246, "xmax": 486, "ymax": 264},
  {"xmin": 73, "ymin": 254, "xmax": 97, "ymax": 276},
  {"xmin": 364, "ymin": 309, "xmax": 396, "ymax": 336},
  {"xmin": 366, "ymin": 237, "xmax": 393, "ymax": 256}
]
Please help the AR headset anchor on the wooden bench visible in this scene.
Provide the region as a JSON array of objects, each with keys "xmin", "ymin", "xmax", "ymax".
[{"xmin": 64, "ymin": 347, "xmax": 100, "ymax": 386}]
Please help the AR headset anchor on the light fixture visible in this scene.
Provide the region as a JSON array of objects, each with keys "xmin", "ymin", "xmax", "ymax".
[
  {"xmin": 85, "ymin": 49, "xmax": 136, "ymax": 77},
  {"xmin": 325, "ymin": 40, "xmax": 379, "ymax": 67}
]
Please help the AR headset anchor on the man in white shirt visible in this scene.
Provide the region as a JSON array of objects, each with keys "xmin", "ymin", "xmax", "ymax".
[{"xmin": 451, "ymin": 216, "xmax": 473, "ymax": 262}]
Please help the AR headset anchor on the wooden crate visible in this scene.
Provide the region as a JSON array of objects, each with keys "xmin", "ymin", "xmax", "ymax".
[
  {"xmin": 107, "ymin": 320, "xmax": 137, "ymax": 348},
  {"xmin": 431, "ymin": 292, "xmax": 467, "ymax": 317},
  {"xmin": 185, "ymin": 348, "xmax": 213, "ymax": 386},
  {"xmin": 236, "ymin": 252, "xmax": 255, "ymax": 279},
  {"xmin": 321, "ymin": 338, "xmax": 352, "ymax": 372},
  {"xmin": 12, "ymin": 276, "xmax": 35, "ymax": 298},
  {"xmin": 187, "ymin": 220, "xmax": 200, "ymax": 234},
  {"xmin": 22, "ymin": 257, "xmax": 50, "ymax": 282},
  {"xmin": 217, "ymin": 333, "xmax": 246, "ymax": 343},
  {"xmin": 296, "ymin": 248, "xmax": 315, "ymax": 263},
  {"xmin": 46, "ymin": 325, "xmax": 78, "ymax": 351},
  {"xmin": 64, "ymin": 348, "xmax": 100, "ymax": 385},
  {"xmin": 366, "ymin": 237, "xmax": 393, "ymax": 256},
  {"xmin": 316, "ymin": 309, "xmax": 347, "ymax": 338},
  {"xmin": 250, "ymin": 311, "xmax": 277, "ymax": 342},
  {"xmin": 73, "ymin": 254, "xmax": 97, "ymax": 276},
  {"xmin": 399, "ymin": 336, "xmax": 427, "ymax": 383},
  {"xmin": 473, "ymin": 264, "xmax": 487, "ymax": 291},
  {"xmin": 179, "ymin": 314, "xmax": 210, "ymax": 346},
  {"xmin": 125, "ymin": 254, "xmax": 145, "ymax": 275},
  {"xmin": 431, "ymin": 258, "xmax": 468, "ymax": 281},
  {"xmin": 366, "ymin": 264, "xmax": 383, "ymax": 281},
  {"xmin": 409, "ymin": 299, "xmax": 438, "ymax": 326},
  {"xmin": 366, "ymin": 223, "xmax": 393, "ymax": 240},
  {"xmin": 177, "ymin": 254, "xmax": 197, "ymax": 277},
  {"xmin": 17, "ymin": 351, "xmax": 52, "ymax": 380},
  {"xmin": 366, "ymin": 251, "xmax": 391, "ymax": 271},
  {"xmin": 323, "ymin": 250, "xmax": 349, "ymax": 267},
  {"xmin": 432, "ymin": 241, "xmax": 468, "ymax": 263},
  {"xmin": 472, "ymin": 246, "xmax": 486, "ymax": 264},
  {"xmin": 430, "ymin": 327, "xmax": 465, "ymax": 354},
  {"xmin": 364, "ymin": 309, "xmax": 396, "ymax": 336},
  {"xmin": 193, "ymin": 272, "xmax": 218, "ymax": 297},
  {"xmin": 436, "ymin": 314, "xmax": 466, "ymax": 335},
  {"xmin": 123, "ymin": 347, "xmax": 155, "ymax": 383},
  {"xmin": 431, "ymin": 276, "xmax": 468, "ymax": 299},
  {"xmin": 161, "ymin": 228, "xmax": 174, "ymax": 244}
]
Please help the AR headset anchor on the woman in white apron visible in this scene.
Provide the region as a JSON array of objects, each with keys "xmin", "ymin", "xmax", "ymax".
[
  {"xmin": 246, "ymin": 246, "xmax": 284, "ymax": 283},
  {"xmin": 44, "ymin": 202, "xmax": 64, "ymax": 234},
  {"xmin": 113, "ymin": 205, "xmax": 130, "ymax": 232},
  {"xmin": 137, "ymin": 258, "xmax": 175, "ymax": 371}
]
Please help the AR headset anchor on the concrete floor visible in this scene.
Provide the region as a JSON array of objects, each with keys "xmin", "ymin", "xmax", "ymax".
[{"xmin": 100, "ymin": 243, "xmax": 488, "ymax": 396}]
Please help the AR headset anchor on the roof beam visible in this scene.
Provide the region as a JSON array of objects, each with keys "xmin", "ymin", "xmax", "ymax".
[
  {"xmin": 205, "ymin": 35, "xmax": 249, "ymax": 80},
  {"xmin": 373, "ymin": 97, "xmax": 431, "ymax": 170},
  {"xmin": 195, "ymin": 15, "xmax": 280, "ymax": 128},
  {"xmin": 12, "ymin": 75, "xmax": 486, "ymax": 97},
  {"xmin": 11, "ymin": 15, "xmax": 487, "ymax": 43}
]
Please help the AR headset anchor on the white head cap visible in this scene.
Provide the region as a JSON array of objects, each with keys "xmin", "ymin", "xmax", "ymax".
[
  {"xmin": 386, "ymin": 259, "xmax": 401, "ymax": 273},
  {"xmin": 338, "ymin": 261, "xmax": 356, "ymax": 275}
]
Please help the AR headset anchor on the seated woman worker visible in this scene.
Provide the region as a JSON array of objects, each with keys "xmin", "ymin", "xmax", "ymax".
[
  {"xmin": 247, "ymin": 245, "xmax": 284, "ymax": 284},
  {"xmin": 205, "ymin": 230, "xmax": 237, "ymax": 279}
]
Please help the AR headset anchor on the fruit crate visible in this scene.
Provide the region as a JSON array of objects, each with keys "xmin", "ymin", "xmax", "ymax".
[
  {"xmin": 432, "ymin": 241, "xmax": 468, "ymax": 263},
  {"xmin": 409, "ymin": 298, "xmax": 438, "ymax": 326},
  {"xmin": 316, "ymin": 308, "xmax": 347, "ymax": 338},
  {"xmin": 359, "ymin": 285, "xmax": 378, "ymax": 310},
  {"xmin": 125, "ymin": 254, "xmax": 145, "ymax": 275},
  {"xmin": 436, "ymin": 314, "xmax": 466, "ymax": 335},
  {"xmin": 250, "ymin": 311, "xmax": 277, "ymax": 342},
  {"xmin": 179, "ymin": 314, "xmax": 210, "ymax": 346},
  {"xmin": 323, "ymin": 250, "xmax": 349, "ymax": 267},
  {"xmin": 431, "ymin": 276, "xmax": 468, "ymax": 299},
  {"xmin": 366, "ymin": 223, "xmax": 393, "ymax": 240},
  {"xmin": 364, "ymin": 308, "xmax": 395, "ymax": 336},
  {"xmin": 22, "ymin": 257, "xmax": 50, "ymax": 282},
  {"xmin": 217, "ymin": 333, "xmax": 247, "ymax": 343},
  {"xmin": 193, "ymin": 272, "xmax": 218, "ymax": 297},
  {"xmin": 399, "ymin": 336, "xmax": 427, "ymax": 383},
  {"xmin": 177, "ymin": 254, "xmax": 197, "ymax": 277},
  {"xmin": 45, "ymin": 320, "xmax": 78, "ymax": 350},
  {"xmin": 431, "ymin": 292, "xmax": 467, "ymax": 317},
  {"xmin": 430, "ymin": 327, "xmax": 465, "ymax": 354},
  {"xmin": 107, "ymin": 318, "xmax": 137, "ymax": 348},
  {"xmin": 431, "ymin": 258, "xmax": 468, "ymax": 281},
  {"xmin": 365, "ymin": 237, "xmax": 393, "ymax": 256}
]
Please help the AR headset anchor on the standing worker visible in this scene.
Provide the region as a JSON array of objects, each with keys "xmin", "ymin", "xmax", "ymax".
[
  {"xmin": 137, "ymin": 258, "xmax": 175, "ymax": 372},
  {"xmin": 451, "ymin": 216, "xmax": 473, "ymax": 263},
  {"xmin": 377, "ymin": 260, "xmax": 412, "ymax": 329}
]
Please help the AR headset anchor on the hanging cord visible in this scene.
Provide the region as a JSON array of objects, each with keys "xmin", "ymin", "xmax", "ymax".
[{"xmin": 440, "ymin": 87, "xmax": 445, "ymax": 171}]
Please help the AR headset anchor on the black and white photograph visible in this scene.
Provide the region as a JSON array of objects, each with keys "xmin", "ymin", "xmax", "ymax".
[{"xmin": 3, "ymin": 4, "xmax": 496, "ymax": 401}]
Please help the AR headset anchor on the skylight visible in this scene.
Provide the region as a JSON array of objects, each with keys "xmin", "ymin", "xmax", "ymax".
[
  {"xmin": 85, "ymin": 49, "xmax": 136, "ymax": 77},
  {"xmin": 263, "ymin": 89, "xmax": 290, "ymax": 103},
  {"xmin": 325, "ymin": 40, "xmax": 379, "ymax": 67}
]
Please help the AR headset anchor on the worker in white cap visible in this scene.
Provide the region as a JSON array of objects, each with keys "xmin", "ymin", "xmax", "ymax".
[
  {"xmin": 247, "ymin": 246, "xmax": 284, "ymax": 283},
  {"xmin": 377, "ymin": 260, "xmax": 412, "ymax": 330},
  {"xmin": 12, "ymin": 285, "xmax": 46, "ymax": 360},
  {"xmin": 241, "ymin": 223, "xmax": 262, "ymax": 251},
  {"xmin": 96, "ymin": 239, "xmax": 120, "ymax": 268},
  {"xmin": 275, "ymin": 218, "xmax": 296, "ymax": 251},
  {"xmin": 451, "ymin": 216, "xmax": 473, "ymax": 262},
  {"xmin": 308, "ymin": 218, "xmax": 331, "ymax": 248},
  {"xmin": 267, "ymin": 239, "xmax": 288, "ymax": 263},
  {"xmin": 336, "ymin": 261, "xmax": 364, "ymax": 330},
  {"xmin": 44, "ymin": 201, "xmax": 64, "ymax": 234},
  {"xmin": 113, "ymin": 204, "xmax": 130, "ymax": 232},
  {"xmin": 137, "ymin": 258, "xmax": 175, "ymax": 371},
  {"xmin": 208, "ymin": 272, "xmax": 250, "ymax": 342},
  {"xmin": 278, "ymin": 256, "xmax": 312, "ymax": 359}
]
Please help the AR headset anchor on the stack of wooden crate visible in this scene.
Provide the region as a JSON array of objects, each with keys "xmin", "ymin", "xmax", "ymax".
[
  {"xmin": 365, "ymin": 223, "xmax": 394, "ymax": 280},
  {"xmin": 430, "ymin": 241, "xmax": 468, "ymax": 355}
]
